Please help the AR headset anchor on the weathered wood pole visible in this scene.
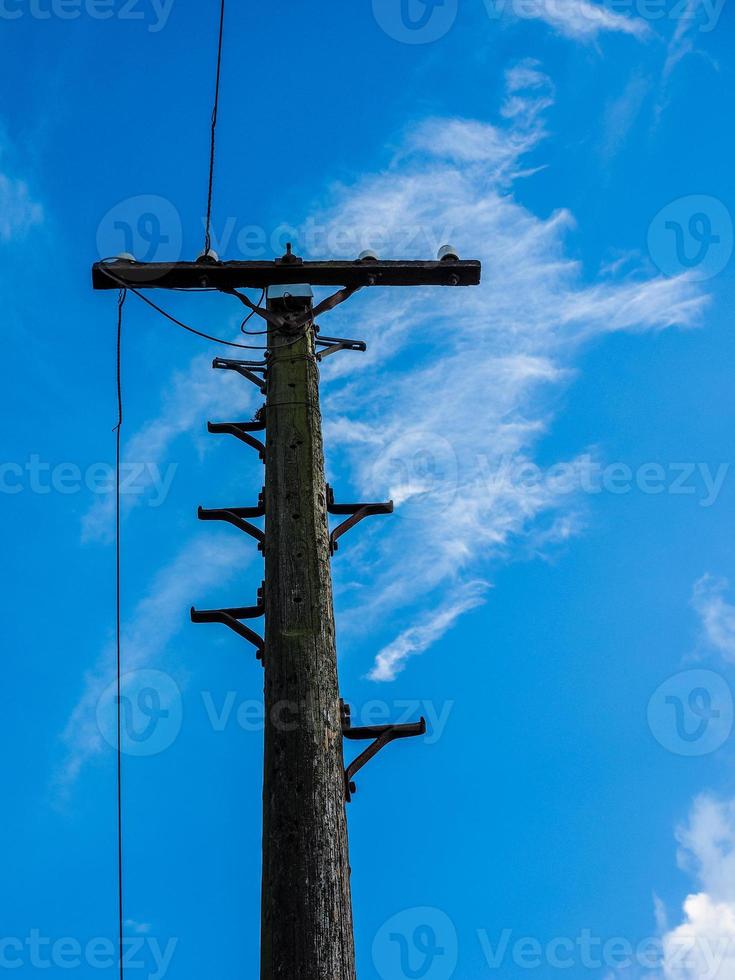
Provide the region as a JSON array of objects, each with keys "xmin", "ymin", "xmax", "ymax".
[{"xmin": 260, "ymin": 290, "xmax": 356, "ymax": 980}]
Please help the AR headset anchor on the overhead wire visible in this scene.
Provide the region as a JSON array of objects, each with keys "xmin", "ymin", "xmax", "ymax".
[
  {"xmin": 114, "ymin": 287, "xmax": 126, "ymax": 980},
  {"xmin": 241, "ymin": 288, "xmax": 267, "ymax": 334},
  {"xmin": 112, "ymin": 5, "xmax": 225, "ymax": 975},
  {"xmin": 204, "ymin": 0, "xmax": 226, "ymax": 256},
  {"xmin": 99, "ymin": 265, "xmax": 313, "ymax": 352},
  {"xmin": 108, "ymin": 5, "xmax": 362, "ymax": 958}
]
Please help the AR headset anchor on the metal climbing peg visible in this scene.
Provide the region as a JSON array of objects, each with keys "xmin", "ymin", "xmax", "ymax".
[
  {"xmin": 340, "ymin": 700, "xmax": 426, "ymax": 802},
  {"xmin": 326, "ymin": 485, "xmax": 393, "ymax": 555}
]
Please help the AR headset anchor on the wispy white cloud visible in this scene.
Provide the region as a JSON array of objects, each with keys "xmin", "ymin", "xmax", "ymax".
[
  {"xmin": 599, "ymin": 72, "xmax": 651, "ymax": 162},
  {"xmin": 0, "ymin": 132, "xmax": 43, "ymax": 241},
  {"xmin": 56, "ymin": 535, "xmax": 246, "ymax": 793},
  {"xmin": 661, "ymin": 0, "xmax": 713, "ymax": 81},
  {"xmin": 0, "ymin": 173, "xmax": 43, "ymax": 241},
  {"xmin": 692, "ymin": 575, "xmax": 735, "ymax": 663},
  {"xmin": 655, "ymin": 0, "xmax": 722, "ymax": 121},
  {"xmin": 659, "ymin": 795, "xmax": 735, "ymax": 979},
  {"xmin": 410, "ymin": 62, "xmax": 553, "ymax": 178},
  {"xmin": 675, "ymin": 796, "xmax": 735, "ymax": 912},
  {"xmin": 369, "ymin": 581, "xmax": 489, "ymax": 681},
  {"xmin": 125, "ymin": 920, "xmax": 152, "ymax": 936},
  {"xmin": 81, "ymin": 350, "xmax": 256, "ymax": 544},
  {"xmin": 483, "ymin": 0, "xmax": 649, "ymax": 40},
  {"xmin": 307, "ymin": 63, "xmax": 706, "ymax": 679},
  {"xmin": 79, "ymin": 62, "xmax": 708, "ymax": 685}
]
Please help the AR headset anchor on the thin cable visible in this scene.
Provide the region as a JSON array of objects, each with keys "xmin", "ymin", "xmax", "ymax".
[
  {"xmin": 204, "ymin": 0, "xmax": 226, "ymax": 255},
  {"xmin": 240, "ymin": 288, "xmax": 267, "ymax": 334},
  {"xmin": 114, "ymin": 288, "xmax": 127, "ymax": 980},
  {"xmin": 98, "ymin": 267, "xmax": 310, "ymax": 351}
]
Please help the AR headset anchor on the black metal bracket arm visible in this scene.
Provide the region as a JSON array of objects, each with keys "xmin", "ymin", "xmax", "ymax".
[
  {"xmin": 213, "ymin": 356, "xmax": 268, "ymax": 394},
  {"xmin": 191, "ymin": 589, "xmax": 265, "ymax": 661},
  {"xmin": 198, "ymin": 493, "xmax": 266, "ymax": 552},
  {"xmin": 326, "ymin": 485, "xmax": 394, "ymax": 555},
  {"xmin": 221, "ymin": 274, "xmax": 364, "ymax": 333},
  {"xmin": 314, "ymin": 334, "xmax": 367, "ymax": 361},
  {"xmin": 207, "ymin": 419, "xmax": 266, "ymax": 460},
  {"xmin": 340, "ymin": 701, "xmax": 426, "ymax": 802}
]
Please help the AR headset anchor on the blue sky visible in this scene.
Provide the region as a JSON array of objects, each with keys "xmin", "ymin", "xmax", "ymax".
[{"xmin": 2, "ymin": 0, "xmax": 735, "ymax": 977}]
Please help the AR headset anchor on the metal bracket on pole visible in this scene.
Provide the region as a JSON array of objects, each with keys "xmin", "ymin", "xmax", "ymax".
[
  {"xmin": 213, "ymin": 356, "xmax": 268, "ymax": 394},
  {"xmin": 191, "ymin": 587, "xmax": 265, "ymax": 661},
  {"xmin": 207, "ymin": 418, "xmax": 266, "ymax": 460},
  {"xmin": 326, "ymin": 485, "xmax": 394, "ymax": 555},
  {"xmin": 198, "ymin": 491, "xmax": 265, "ymax": 551},
  {"xmin": 340, "ymin": 700, "xmax": 426, "ymax": 802},
  {"xmin": 314, "ymin": 333, "xmax": 367, "ymax": 362},
  {"xmin": 222, "ymin": 259, "xmax": 365, "ymax": 334}
]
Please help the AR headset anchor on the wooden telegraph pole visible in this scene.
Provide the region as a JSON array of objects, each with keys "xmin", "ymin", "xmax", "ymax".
[
  {"xmin": 260, "ymin": 284, "xmax": 355, "ymax": 978},
  {"xmin": 92, "ymin": 250, "xmax": 481, "ymax": 979}
]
